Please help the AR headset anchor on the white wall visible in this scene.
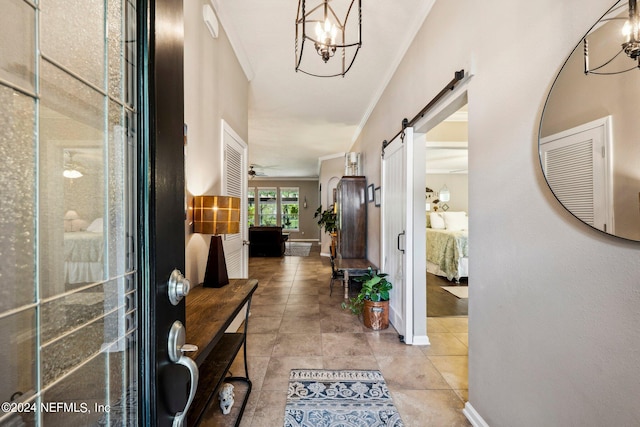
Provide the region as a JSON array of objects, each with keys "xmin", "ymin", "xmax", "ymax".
[
  {"xmin": 183, "ymin": 1, "xmax": 249, "ymax": 286},
  {"xmin": 351, "ymin": 0, "xmax": 640, "ymax": 425}
]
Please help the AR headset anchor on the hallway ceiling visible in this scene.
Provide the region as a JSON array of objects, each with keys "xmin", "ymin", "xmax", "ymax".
[{"xmin": 213, "ymin": 0, "xmax": 436, "ymax": 178}]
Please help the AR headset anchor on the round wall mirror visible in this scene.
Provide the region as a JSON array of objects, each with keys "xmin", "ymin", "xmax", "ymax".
[{"xmin": 540, "ymin": 0, "xmax": 640, "ymax": 242}]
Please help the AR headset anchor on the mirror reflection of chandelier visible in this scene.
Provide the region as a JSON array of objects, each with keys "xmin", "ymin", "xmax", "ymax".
[
  {"xmin": 295, "ymin": 0, "xmax": 362, "ymax": 77},
  {"xmin": 622, "ymin": 0, "xmax": 640, "ymax": 59},
  {"xmin": 584, "ymin": 0, "xmax": 640, "ymax": 75}
]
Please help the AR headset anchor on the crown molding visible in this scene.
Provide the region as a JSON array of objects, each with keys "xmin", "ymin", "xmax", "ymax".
[
  {"xmin": 351, "ymin": 0, "xmax": 436, "ymax": 144},
  {"xmin": 210, "ymin": 0, "xmax": 255, "ymax": 81}
]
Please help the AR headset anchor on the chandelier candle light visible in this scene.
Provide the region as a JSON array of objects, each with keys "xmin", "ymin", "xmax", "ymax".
[{"xmin": 295, "ymin": 0, "xmax": 362, "ymax": 77}]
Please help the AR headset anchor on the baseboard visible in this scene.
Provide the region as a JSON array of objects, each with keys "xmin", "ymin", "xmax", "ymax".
[
  {"xmin": 320, "ymin": 252, "xmax": 331, "ymax": 257},
  {"xmin": 411, "ymin": 335, "xmax": 430, "ymax": 345},
  {"xmin": 463, "ymin": 402, "xmax": 490, "ymax": 427}
]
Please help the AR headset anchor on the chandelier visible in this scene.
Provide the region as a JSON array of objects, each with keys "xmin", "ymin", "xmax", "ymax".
[
  {"xmin": 295, "ymin": 0, "xmax": 362, "ymax": 77},
  {"xmin": 584, "ymin": 0, "xmax": 640, "ymax": 75},
  {"xmin": 622, "ymin": 0, "xmax": 640, "ymax": 59}
]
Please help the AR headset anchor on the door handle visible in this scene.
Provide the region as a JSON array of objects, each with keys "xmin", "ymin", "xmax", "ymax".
[
  {"xmin": 168, "ymin": 320, "xmax": 199, "ymax": 427},
  {"xmin": 243, "ymin": 240, "xmax": 250, "ymax": 246},
  {"xmin": 168, "ymin": 269, "xmax": 190, "ymax": 306},
  {"xmin": 397, "ymin": 231, "xmax": 405, "ymax": 253}
]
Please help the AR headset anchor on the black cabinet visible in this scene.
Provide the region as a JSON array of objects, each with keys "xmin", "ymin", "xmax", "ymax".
[{"xmin": 336, "ymin": 176, "xmax": 367, "ymax": 258}]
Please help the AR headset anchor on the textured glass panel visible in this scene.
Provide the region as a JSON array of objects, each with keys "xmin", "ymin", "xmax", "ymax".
[
  {"xmin": 124, "ymin": 0, "xmax": 137, "ymax": 107},
  {"xmin": 40, "ymin": 282, "xmax": 115, "ymax": 344},
  {"xmin": 99, "ymin": 337, "xmax": 137, "ymax": 426},
  {"xmin": 40, "ymin": 0, "xmax": 105, "ymax": 88},
  {"xmin": 0, "ymin": 309, "xmax": 36, "ymax": 411},
  {"xmin": 0, "ymin": 0, "xmax": 35, "ymax": 91},
  {"xmin": 108, "ymin": 0, "xmax": 123, "ymax": 100},
  {"xmin": 125, "ymin": 109, "xmax": 137, "ymax": 273},
  {"xmin": 41, "ymin": 308, "xmax": 119, "ymax": 387},
  {"xmin": 0, "ymin": 86, "xmax": 36, "ymax": 312},
  {"xmin": 42, "ymin": 353, "xmax": 107, "ymax": 426},
  {"xmin": 39, "ymin": 61, "xmax": 105, "ymax": 299},
  {"xmin": 108, "ymin": 102, "xmax": 126, "ymax": 278},
  {"xmin": 103, "ymin": 277, "xmax": 128, "ymax": 346}
]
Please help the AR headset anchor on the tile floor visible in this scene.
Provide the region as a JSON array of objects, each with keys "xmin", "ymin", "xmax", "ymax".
[{"xmin": 232, "ymin": 249, "xmax": 471, "ymax": 427}]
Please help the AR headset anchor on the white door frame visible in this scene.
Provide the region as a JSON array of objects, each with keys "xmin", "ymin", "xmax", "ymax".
[
  {"xmin": 413, "ymin": 79, "xmax": 470, "ymax": 337},
  {"xmin": 221, "ymin": 119, "xmax": 249, "ymax": 278}
]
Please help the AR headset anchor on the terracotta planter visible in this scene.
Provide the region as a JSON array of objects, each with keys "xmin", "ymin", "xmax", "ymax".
[{"xmin": 362, "ymin": 300, "xmax": 389, "ymax": 330}]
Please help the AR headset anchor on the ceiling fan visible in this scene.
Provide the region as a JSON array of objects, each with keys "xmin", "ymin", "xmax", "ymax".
[{"xmin": 248, "ymin": 165, "xmax": 267, "ymax": 179}]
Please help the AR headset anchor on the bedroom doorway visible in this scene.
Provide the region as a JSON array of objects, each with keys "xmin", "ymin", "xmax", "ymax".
[
  {"xmin": 422, "ymin": 101, "xmax": 469, "ymax": 318},
  {"xmin": 412, "ymin": 87, "xmax": 470, "ymax": 408},
  {"xmin": 409, "ymin": 84, "xmax": 469, "ymax": 322}
]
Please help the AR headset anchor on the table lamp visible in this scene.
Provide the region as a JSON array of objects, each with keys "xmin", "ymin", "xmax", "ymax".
[{"xmin": 193, "ymin": 195, "xmax": 241, "ymax": 288}]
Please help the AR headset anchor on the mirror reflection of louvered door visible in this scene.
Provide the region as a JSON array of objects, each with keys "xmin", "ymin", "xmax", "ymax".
[
  {"xmin": 222, "ymin": 120, "xmax": 249, "ymax": 278},
  {"xmin": 540, "ymin": 116, "xmax": 612, "ymax": 233}
]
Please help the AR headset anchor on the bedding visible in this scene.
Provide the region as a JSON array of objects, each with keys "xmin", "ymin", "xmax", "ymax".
[
  {"xmin": 64, "ymin": 231, "xmax": 104, "ymax": 284},
  {"xmin": 426, "ymin": 212, "xmax": 469, "ymax": 282}
]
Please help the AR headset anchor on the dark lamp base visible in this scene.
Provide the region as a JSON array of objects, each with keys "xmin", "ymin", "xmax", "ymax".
[{"xmin": 203, "ymin": 235, "xmax": 229, "ymax": 288}]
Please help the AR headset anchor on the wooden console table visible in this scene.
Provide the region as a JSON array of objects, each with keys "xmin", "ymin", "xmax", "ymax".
[
  {"xmin": 185, "ymin": 279, "xmax": 258, "ymax": 426},
  {"xmin": 335, "ymin": 258, "xmax": 378, "ymax": 299}
]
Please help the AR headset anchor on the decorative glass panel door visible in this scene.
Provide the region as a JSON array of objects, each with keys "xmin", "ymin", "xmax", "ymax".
[{"xmin": 0, "ymin": 0, "xmax": 138, "ymax": 425}]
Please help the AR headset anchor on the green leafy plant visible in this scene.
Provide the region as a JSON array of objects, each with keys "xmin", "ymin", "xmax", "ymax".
[
  {"xmin": 314, "ymin": 205, "xmax": 337, "ymax": 234},
  {"xmin": 341, "ymin": 268, "xmax": 393, "ymax": 315}
]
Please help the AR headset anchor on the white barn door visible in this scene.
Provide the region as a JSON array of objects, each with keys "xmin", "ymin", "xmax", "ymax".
[
  {"xmin": 222, "ymin": 120, "xmax": 249, "ymax": 278},
  {"xmin": 381, "ymin": 127, "xmax": 427, "ymax": 345}
]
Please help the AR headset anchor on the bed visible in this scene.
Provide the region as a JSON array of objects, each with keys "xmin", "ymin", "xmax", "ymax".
[
  {"xmin": 63, "ymin": 216, "xmax": 104, "ymax": 284},
  {"xmin": 426, "ymin": 211, "xmax": 469, "ymax": 282}
]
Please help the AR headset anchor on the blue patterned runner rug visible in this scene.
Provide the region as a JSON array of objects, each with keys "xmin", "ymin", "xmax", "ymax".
[{"xmin": 284, "ymin": 369, "xmax": 404, "ymax": 427}]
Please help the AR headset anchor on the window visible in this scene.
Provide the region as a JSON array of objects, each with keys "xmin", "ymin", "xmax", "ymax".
[
  {"xmin": 247, "ymin": 188, "xmax": 255, "ymax": 227},
  {"xmin": 280, "ymin": 187, "xmax": 299, "ymax": 231},
  {"xmin": 258, "ymin": 188, "xmax": 277, "ymax": 226}
]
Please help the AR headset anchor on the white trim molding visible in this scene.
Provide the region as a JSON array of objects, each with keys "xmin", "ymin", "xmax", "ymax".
[
  {"xmin": 463, "ymin": 402, "xmax": 490, "ymax": 427},
  {"xmin": 411, "ymin": 335, "xmax": 430, "ymax": 345}
]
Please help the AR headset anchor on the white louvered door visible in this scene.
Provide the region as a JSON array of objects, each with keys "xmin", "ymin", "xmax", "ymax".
[
  {"xmin": 222, "ymin": 120, "xmax": 249, "ymax": 278},
  {"xmin": 540, "ymin": 116, "xmax": 612, "ymax": 233}
]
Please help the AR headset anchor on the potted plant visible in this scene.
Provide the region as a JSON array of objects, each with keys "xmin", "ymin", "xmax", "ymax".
[
  {"xmin": 314, "ymin": 205, "xmax": 337, "ymax": 233},
  {"xmin": 314, "ymin": 205, "xmax": 338, "ymax": 254},
  {"xmin": 341, "ymin": 267, "xmax": 392, "ymax": 330}
]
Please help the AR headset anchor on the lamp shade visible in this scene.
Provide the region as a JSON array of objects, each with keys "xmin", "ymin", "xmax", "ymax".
[{"xmin": 193, "ymin": 195, "xmax": 241, "ymax": 235}]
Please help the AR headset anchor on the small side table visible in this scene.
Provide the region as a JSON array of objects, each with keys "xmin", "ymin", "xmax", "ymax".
[{"xmin": 334, "ymin": 258, "xmax": 379, "ymax": 299}]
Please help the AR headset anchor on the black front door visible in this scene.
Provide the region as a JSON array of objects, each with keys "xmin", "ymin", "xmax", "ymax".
[{"xmin": 139, "ymin": 0, "xmax": 192, "ymax": 426}]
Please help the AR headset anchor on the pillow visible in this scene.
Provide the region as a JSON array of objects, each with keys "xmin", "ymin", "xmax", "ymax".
[
  {"xmin": 430, "ymin": 212, "xmax": 445, "ymax": 229},
  {"xmin": 70, "ymin": 219, "xmax": 89, "ymax": 232},
  {"xmin": 443, "ymin": 211, "xmax": 468, "ymax": 231},
  {"xmin": 87, "ymin": 217, "xmax": 103, "ymax": 233}
]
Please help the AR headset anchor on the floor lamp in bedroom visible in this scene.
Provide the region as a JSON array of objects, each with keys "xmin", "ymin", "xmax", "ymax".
[{"xmin": 192, "ymin": 195, "xmax": 241, "ymax": 288}]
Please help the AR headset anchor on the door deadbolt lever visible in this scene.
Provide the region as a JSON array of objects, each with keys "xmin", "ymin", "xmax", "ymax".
[{"xmin": 168, "ymin": 269, "xmax": 190, "ymax": 305}]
